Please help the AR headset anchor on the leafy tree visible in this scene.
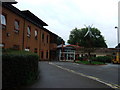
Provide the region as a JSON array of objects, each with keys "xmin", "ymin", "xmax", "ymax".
[
  {"xmin": 57, "ymin": 36, "xmax": 65, "ymax": 45},
  {"xmin": 115, "ymin": 43, "xmax": 120, "ymax": 48},
  {"xmin": 68, "ymin": 27, "xmax": 107, "ymax": 48},
  {"xmin": 68, "ymin": 27, "xmax": 107, "ymax": 61}
]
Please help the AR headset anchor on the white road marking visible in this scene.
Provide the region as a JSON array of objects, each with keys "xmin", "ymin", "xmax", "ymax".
[{"xmin": 49, "ymin": 62, "xmax": 120, "ymax": 89}]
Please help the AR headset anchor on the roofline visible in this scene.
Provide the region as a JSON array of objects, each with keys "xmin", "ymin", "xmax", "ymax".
[
  {"xmin": 2, "ymin": 2, "xmax": 64, "ymax": 41},
  {"xmin": 2, "ymin": 1, "xmax": 18, "ymax": 4},
  {"xmin": 21, "ymin": 10, "xmax": 48, "ymax": 26},
  {"xmin": 2, "ymin": 2, "xmax": 48, "ymax": 27}
]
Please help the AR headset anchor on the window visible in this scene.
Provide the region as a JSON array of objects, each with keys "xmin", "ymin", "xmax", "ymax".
[
  {"xmin": 47, "ymin": 35, "xmax": 49, "ymax": 43},
  {"xmin": 27, "ymin": 26, "xmax": 31, "ymax": 37},
  {"xmin": 14, "ymin": 20, "xmax": 19, "ymax": 33},
  {"xmin": 1, "ymin": 14, "xmax": 7, "ymax": 30},
  {"xmin": 34, "ymin": 48, "xmax": 37, "ymax": 53},
  {"xmin": 41, "ymin": 51, "xmax": 44, "ymax": 59},
  {"xmin": 0, "ymin": 43, "xmax": 5, "ymax": 49},
  {"xmin": 13, "ymin": 45, "xmax": 20, "ymax": 50},
  {"xmin": 42, "ymin": 33, "xmax": 44, "ymax": 42},
  {"xmin": 35, "ymin": 30, "xmax": 38, "ymax": 40},
  {"xmin": 25, "ymin": 47, "xmax": 30, "ymax": 51},
  {"xmin": 46, "ymin": 51, "xmax": 49, "ymax": 59}
]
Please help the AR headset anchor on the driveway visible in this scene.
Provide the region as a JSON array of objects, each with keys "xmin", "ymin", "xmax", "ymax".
[
  {"xmin": 25, "ymin": 61, "xmax": 116, "ymax": 89},
  {"xmin": 51, "ymin": 61, "xmax": 120, "ymax": 88}
]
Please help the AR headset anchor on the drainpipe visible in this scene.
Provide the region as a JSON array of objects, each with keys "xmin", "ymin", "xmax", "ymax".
[{"xmin": 22, "ymin": 18, "xmax": 25, "ymax": 50}]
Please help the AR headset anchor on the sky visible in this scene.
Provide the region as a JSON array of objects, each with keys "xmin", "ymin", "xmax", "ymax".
[{"xmin": 13, "ymin": 0, "xmax": 119, "ymax": 48}]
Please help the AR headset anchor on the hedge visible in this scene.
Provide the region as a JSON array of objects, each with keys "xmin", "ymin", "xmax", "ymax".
[
  {"xmin": 91, "ymin": 56, "xmax": 112, "ymax": 63},
  {"xmin": 78, "ymin": 56, "xmax": 112, "ymax": 63},
  {"xmin": 2, "ymin": 49, "xmax": 39, "ymax": 89}
]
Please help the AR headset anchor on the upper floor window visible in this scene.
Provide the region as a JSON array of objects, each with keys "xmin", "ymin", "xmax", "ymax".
[
  {"xmin": 1, "ymin": 14, "xmax": 7, "ymax": 30},
  {"xmin": 35, "ymin": 30, "xmax": 38, "ymax": 40},
  {"xmin": 42, "ymin": 33, "xmax": 44, "ymax": 42},
  {"xmin": 14, "ymin": 20, "xmax": 19, "ymax": 33},
  {"xmin": 47, "ymin": 35, "xmax": 49, "ymax": 43},
  {"xmin": 27, "ymin": 26, "xmax": 31, "ymax": 37}
]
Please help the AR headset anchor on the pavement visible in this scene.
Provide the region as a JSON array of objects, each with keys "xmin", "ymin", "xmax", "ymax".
[{"xmin": 24, "ymin": 61, "xmax": 118, "ymax": 89}]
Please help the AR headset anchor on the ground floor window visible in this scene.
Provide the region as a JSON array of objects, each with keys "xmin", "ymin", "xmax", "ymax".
[
  {"xmin": 13, "ymin": 45, "xmax": 20, "ymax": 50},
  {"xmin": 25, "ymin": 47, "xmax": 30, "ymax": 51},
  {"xmin": 46, "ymin": 51, "xmax": 49, "ymax": 59},
  {"xmin": 41, "ymin": 51, "xmax": 44, "ymax": 59},
  {"xmin": 34, "ymin": 48, "xmax": 37, "ymax": 53},
  {"xmin": 0, "ymin": 43, "xmax": 5, "ymax": 48}
]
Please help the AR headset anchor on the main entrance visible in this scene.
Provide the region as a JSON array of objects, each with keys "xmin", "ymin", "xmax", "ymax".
[{"xmin": 59, "ymin": 50, "xmax": 75, "ymax": 61}]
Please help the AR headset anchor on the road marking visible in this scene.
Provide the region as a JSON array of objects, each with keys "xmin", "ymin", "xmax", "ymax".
[{"xmin": 49, "ymin": 62, "xmax": 120, "ymax": 89}]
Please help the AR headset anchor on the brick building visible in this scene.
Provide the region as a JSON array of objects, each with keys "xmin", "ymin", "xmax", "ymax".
[{"xmin": 1, "ymin": 2, "xmax": 64, "ymax": 60}]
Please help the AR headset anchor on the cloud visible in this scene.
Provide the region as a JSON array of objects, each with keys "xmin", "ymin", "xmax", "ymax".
[{"xmin": 14, "ymin": 0, "xmax": 119, "ymax": 47}]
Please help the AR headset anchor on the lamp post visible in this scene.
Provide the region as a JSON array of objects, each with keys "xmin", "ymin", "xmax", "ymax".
[
  {"xmin": 115, "ymin": 26, "xmax": 120, "ymax": 46},
  {"xmin": 115, "ymin": 26, "xmax": 120, "ymax": 63}
]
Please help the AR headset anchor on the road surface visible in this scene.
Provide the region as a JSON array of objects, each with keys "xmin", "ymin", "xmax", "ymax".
[{"xmin": 25, "ymin": 61, "xmax": 117, "ymax": 89}]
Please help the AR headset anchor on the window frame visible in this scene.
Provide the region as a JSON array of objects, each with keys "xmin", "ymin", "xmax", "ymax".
[
  {"xmin": 35, "ymin": 29, "xmax": 38, "ymax": 40},
  {"xmin": 27, "ymin": 26, "xmax": 31, "ymax": 37},
  {"xmin": 47, "ymin": 35, "xmax": 49, "ymax": 43},
  {"xmin": 14, "ymin": 20, "xmax": 20, "ymax": 33},
  {"xmin": 1, "ymin": 14, "xmax": 7, "ymax": 30},
  {"xmin": 34, "ymin": 48, "xmax": 37, "ymax": 53},
  {"xmin": 25, "ymin": 47, "xmax": 30, "ymax": 51},
  {"xmin": 46, "ymin": 51, "xmax": 49, "ymax": 59},
  {"xmin": 41, "ymin": 51, "xmax": 44, "ymax": 59},
  {"xmin": 42, "ymin": 33, "xmax": 44, "ymax": 42}
]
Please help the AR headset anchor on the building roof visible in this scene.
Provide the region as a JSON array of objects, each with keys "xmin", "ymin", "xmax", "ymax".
[
  {"xmin": 21, "ymin": 10, "xmax": 48, "ymax": 26},
  {"xmin": 2, "ymin": 2, "xmax": 64, "ymax": 42},
  {"xmin": 2, "ymin": 2, "xmax": 48, "ymax": 27},
  {"xmin": 57, "ymin": 44, "xmax": 80, "ymax": 49}
]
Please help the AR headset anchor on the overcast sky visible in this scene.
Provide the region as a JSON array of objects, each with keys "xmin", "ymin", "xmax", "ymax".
[{"xmin": 14, "ymin": 0, "xmax": 119, "ymax": 48}]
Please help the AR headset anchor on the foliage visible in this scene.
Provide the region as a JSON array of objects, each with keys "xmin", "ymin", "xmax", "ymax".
[
  {"xmin": 78, "ymin": 56, "xmax": 87, "ymax": 61},
  {"xmin": 68, "ymin": 27, "xmax": 107, "ymax": 48},
  {"xmin": 90, "ymin": 56, "xmax": 112, "ymax": 63},
  {"xmin": 115, "ymin": 43, "xmax": 120, "ymax": 48},
  {"xmin": 2, "ymin": 49, "xmax": 39, "ymax": 89},
  {"xmin": 75, "ymin": 60, "xmax": 105, "ymax": 65},
  {"xmin": 56, "ymin": 36, "xmax": 65, "ymax": 45}
]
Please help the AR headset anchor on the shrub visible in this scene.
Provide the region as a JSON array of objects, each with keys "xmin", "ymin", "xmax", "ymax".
[
  {"xmin": 78, "ymin": 56, "xmax": 88, "ymax": 61},
  {"xmin": 2, "ymin": 49, "xmax": 39, "ymax": 89},
  {"xmin": 91, "ymin": 56, "xmax": 112, "ymax": 63}
]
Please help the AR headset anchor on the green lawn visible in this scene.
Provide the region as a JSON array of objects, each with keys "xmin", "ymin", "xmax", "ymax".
[{"xmin": 75, "ymin": 60, "xmax": 105, "ymax": 65}]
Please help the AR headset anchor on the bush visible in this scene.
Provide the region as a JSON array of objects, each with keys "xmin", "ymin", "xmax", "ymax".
[
  {"xmin": 91, "ymin": 56, "xmax": 112, "ymax": 63},
  {"xmin": 78, "ymin": 56, "xmax": 88, "ymax": 61},
  {"xmin": 2, "ymin": 49, "xmax": 39, "ymax": 89}
]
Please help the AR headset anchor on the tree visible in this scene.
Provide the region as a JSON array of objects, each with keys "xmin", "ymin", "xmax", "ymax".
[
  {"xmin": 115, "ymin": 43, "xmax": 120, "ymax": 48},
  {"xmin": 68, "ymin": 27, "xmax": 107, "ymax": 48},
  {"xmin": 68, "ymin": 27, "xmax": 107, "ymax": 61},
  {"xmin": 56, "ymin": 36, "xmax": 65, "ymax": 45}
]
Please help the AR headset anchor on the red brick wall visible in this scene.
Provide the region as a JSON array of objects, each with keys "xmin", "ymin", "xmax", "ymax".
[
  {"xmin": 2, "ymin": 7, "xmax": 51, "ymax": 60},
  {"xmin": 2, "ymin": 7, "xmax": 24, "ymax": 50}
]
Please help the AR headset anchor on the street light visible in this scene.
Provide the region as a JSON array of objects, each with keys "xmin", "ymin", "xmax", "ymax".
[{"xmin": 115, "ymin": 26, "xmax": 120, "ymax": 47}]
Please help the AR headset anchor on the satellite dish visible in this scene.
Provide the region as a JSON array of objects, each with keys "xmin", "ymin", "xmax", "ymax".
[{"xmin": 84, "ymin": 24, "xmax": 94, "ymax": 37}]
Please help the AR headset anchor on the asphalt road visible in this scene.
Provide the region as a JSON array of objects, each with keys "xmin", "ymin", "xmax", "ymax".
[
  {"xmin": 52, "ymin": 61, "xmax": 120, "ymax": 86},
  {"xmin": 25, "ymin": 61, "xmax": 116, "ymax": 89}
]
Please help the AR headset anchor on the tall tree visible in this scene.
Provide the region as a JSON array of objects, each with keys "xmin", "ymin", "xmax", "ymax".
[{"xmin": 68, "ymin": 27, "xmax": 107, "ymax": 48}]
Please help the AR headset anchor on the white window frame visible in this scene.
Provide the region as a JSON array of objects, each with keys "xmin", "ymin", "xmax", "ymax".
[
  {"xmin": 35, "ymin": 30, "xmax": 38, "ymax": 37},
  {"xmin": 1, "ymin": 14, "xmax": 6, "ymax": 25},
  {"xmin": 27, "ymin": 26, "xmax": 31, "ymax": 37},
  {"xmin": 14, "ymin": 20, "xmax": 19, "ymax": 30}
]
